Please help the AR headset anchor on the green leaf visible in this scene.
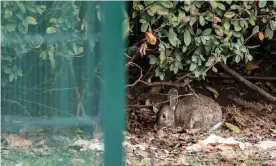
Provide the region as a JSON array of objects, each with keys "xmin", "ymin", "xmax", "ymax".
[
  {"xmin": 97, "ymin": 9, "xmax": 102, "ymax": 21},
  {"xmin": 224, "ymin": 12, "xmax": 236, "ymax": 18},
  {"xmin": 49, "ymin": 18, "xmax": 57, "ymax": 23},
  {"xmin": 17, "ymin": 70, "xmax": 23, "ymax": 77},
  {"xmin": 230, "ymin": 5, "xmax": 239, "ymax": 10},
  {"xmin": 79, "ymin": 47, "xmax": 84, "ymax": 53},
  {"xmin": 159, "ymin": 51, "xmax": 166, "ymax": 63},
  {"xmin": 182, "ymin": 45, "xmax": 187, "ymax": 53},
  {"xmin": 214, "ymin": 26, "xmax": 224, "ymax": 36},
  {"xmin": 46, "ymin": 27, "xmax": 57, "ymax": 34},
  {"xmin": 18, "ymin": 22, "xmax": 28, "ymax": 34},
  {"xmin": 175, "ymin": 53, "xmax": 181, "ymax": 61},
  {"xmin": 191, "ymin": 55, "xmax": 197, "ymax": 62},
  {"xmin": 265, "ymin": 28, "xmax": 274, "ymax": 39},
  {"xmin": 184, "ymin": 29, "xmax": 192, "ymax": 46},
  {"xmin": 17, "ymin": 2, "xmax": 26, "ymax": 13},
  {"xmin": 217, "ymin": 3, "xmax": 225, "ymax": 10},
  {"xmin": 270, "ymin": 20, "xmax": 276, "ymax": 30},
  {"xmin": 148, "ymin": 4, "xmax": 168, "ymax": 15},
  {"xmin": 189, "ymin": 17, "xmax": 197, "ymax": 26},
  {"xmin": 141, "ymin": 23, "xmax": 148, "ymax": 32},
  {"xmin": 249, "ymin": 18, "xmax": 255, "ymax": 26},
  {"xmin": 199, "ymin": 15, "xmax": 205, "ymax": 26},
  {"xmin": 223, "ymin": 20, "xmax": 230, "ymax": 30},
  {"xmin": 202, "ymin": 28, "xmax": 212, "ymax": 35},
  {"xmin": 4, "ymin": 68, "xmax": 11, "ymax": 74},
  {"xmin": 258, "ymin": 0, "xmax": 267, "ymax": 8},
  {"xmin": 73, "ymin": 43, "xmax": 77, "ymax": 53},
  {"xmin": 25, "ymin": 16, "xmax": 37, "ymax": 25},
  {"xmin": 149, "ymin": 55, "xmax": 157, "ymax": 64},
  {"xmin": 235, "ymin": 55, "xmax": 241, "ymax": 63},
  {"xmin": 195, "ymin": 70, "xmax": 200, "ymax": 77},
  {"xmin": 123, "ymin": 18, "xmax": 129, "ymax": 39},
  {"xmin": 49, "ymin": 57, "xmax": 56, "ymax": 71},
  {"xmin": 40, "ymin": 51, "xmax": 47, "ymax": 60},
  {"xmin": 160, "ymin": 1, "xmax": 173, "ymax": 8},
  {"xmin": 9, "ymin": 74, "xmax": 14, "ymax": 82},
  {"xmin": 139, "ymin": 19, "xmax": 147, "ymax": 24},
  {"xmin": 5, "ymin": 23, "xmax": 17, "ymax": 32},
  {"xmin": 189, "ymin": 63, "xmax": 196, "ymax": 71},
  {"xmin": 36, "ymin": 6, "xmax": 44, "ymax": 14},
  {"xmin": 252, "ymin": 26, "xmax": 259, "ymax": 35},
  {"xmin": 210, "ymin": 1, "xmax": 217, "ymax": 9},
  {"xmin": 168, "ymin": 28, "xmax": 180, "ymax": 47},
  {"xmin": 234, "ymin": 24, "xmax": 242, "ymax": 32},
  {"xmin": 205, "ymin": 61, "xmax": 213, "ymax": 67}
]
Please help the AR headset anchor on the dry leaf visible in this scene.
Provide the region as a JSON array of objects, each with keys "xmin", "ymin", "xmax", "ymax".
[
  {"xmin": 246, "ymin": 60, "xmax": 261, "ymax": 70},
  {"xmin": 258, "ymin": 32, "xmax": 264, "ymax": 41},
  {"xmin": 212, "ymin": 66, "xmax": 218, "ymax": 73},
  {"xmin": 145, "ymin": 99, "xmax": 151, "ymax": 106},
  {"xmin": 6, "ymin": 135, "xmax": 32, "ymax": 148},
  {"xmin": 225, "ymin": 122, "xmax": 241, "ymax": 133},
  {"xmin": 205, "ymin": 86, "xmax": 219, "ymax": 97},
  {"xmin": 145, "ymin": 32, "xmax": 157, "ymax": 45},
  {"xmin": 139, "ymin": 43, "xmax": 147, "ymax": 56}
]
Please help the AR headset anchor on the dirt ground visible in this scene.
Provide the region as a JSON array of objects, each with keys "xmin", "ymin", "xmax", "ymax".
[
  {"xmin": 125, "ymin": 74, "xmax": 276, "ymax": 165},
  {"xmin": 1, "ymin": 65, "xmax": 276, "ymax": 166}
]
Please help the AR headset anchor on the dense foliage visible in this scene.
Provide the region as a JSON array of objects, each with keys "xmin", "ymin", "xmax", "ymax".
[
  {"xmin": 1, "ymin": 1, "xmax": 102, "ymax": 87},
  {"xmin": 129, "ymin": 1, "xmax": 276, "ymax": 80},
  {"xmin": 1, "ymin": 1, "xmax": 276, "ymax": 84}
]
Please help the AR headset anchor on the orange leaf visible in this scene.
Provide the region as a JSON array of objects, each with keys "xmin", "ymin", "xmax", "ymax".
[
  {"xmin": 212, "ymin": 17, "xmax": 218, "ymax": 24},
  {"xmin": 258, "ymin": 32, "xmax": 264, "ymax": 41},
  {"xmin": 145, "ymin": 32, "xmax": 157, "ymax": 45}
]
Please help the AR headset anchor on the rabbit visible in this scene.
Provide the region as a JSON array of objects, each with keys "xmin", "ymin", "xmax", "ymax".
[{"xmin": 156, "ymin": 88, "xmax": 223, "ymax": 131}]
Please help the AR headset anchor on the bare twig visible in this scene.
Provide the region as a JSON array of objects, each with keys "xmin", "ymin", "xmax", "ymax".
[
  {"xmin": 126, "ymin": 62, "xmax": 143, "ymax": 87},
  {"xmin": 218, "ymin": 62, "xmax": 276, "ymax": 104},
  {"xmin": 1, "ymin": 97, "xmax": 31, "ymax": 116},
  {"xmin": 139, "ymin": 80, "xmax": 192, "ymax": 87},
  {"xmin": 206, "ymin": 74, "xmax": 276, "ymax": 81},
  {"xmin": 176, "ymin": 73, "xmax": 193, "ymax": 82},
  {"xmin": 247, "ymin": 45, "xmax": 260, "ymax": 49},
  {"xmin": 187, "ymin": 83, "xmax": 199, "ymax": 98}
]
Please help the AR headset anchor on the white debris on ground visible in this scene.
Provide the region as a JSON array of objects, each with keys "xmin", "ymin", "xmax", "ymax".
[
  {"xmin": 72, "ymin": 139, "xmax": 104, "ymax": 151},
  {"xmin": 186, "ymin": 134, "xmax": 276, "ymax": 152}
]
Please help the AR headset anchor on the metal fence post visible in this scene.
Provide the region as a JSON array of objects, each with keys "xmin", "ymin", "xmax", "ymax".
[{"xmin": 102, "ymin": 1, "xmax": 125, "ymax": 166}]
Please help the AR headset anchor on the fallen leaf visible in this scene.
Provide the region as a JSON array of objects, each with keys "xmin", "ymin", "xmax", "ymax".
[
  {"xmin": 6, "ymin": 135, "xmax": 32, "ymax": 148},
  {"xmin": 246, "ymin": 60, "xmax": 262, "ymax": 70},
  {"xmin": 205, "ymin": 86, "xmax": 219, "ymax": 97},
  {"xmin": 145, "ymin": 32, "xmax": 157, "ymax": 45},
  {"xmin": 225, "ymin": 122, "xmax": 241, "ymax": 133},
  {"xmin": 258, "ymin": 32, "xmax": 264, "ymax": 41},
  {"xmin": 145, "ymin": 99, "xmax": 151, "ymax": 106}
]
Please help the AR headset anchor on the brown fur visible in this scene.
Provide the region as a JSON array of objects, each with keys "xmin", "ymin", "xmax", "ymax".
[{"xmin": 156, "ymin": 88, "xmax": 222, "ymax": 131}]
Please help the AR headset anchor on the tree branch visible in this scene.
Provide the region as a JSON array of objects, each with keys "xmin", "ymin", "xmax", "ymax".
[{"xmin": 218, "ymin": 62, "xmax": 276, "ymax": 104}]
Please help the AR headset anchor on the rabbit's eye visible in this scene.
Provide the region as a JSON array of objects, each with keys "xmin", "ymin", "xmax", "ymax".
[{"xmin": 162, "ymin": 114, "xmax": 166, "ymax": 118}]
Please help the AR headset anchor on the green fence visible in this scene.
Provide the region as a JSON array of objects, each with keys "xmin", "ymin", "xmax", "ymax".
[{"xmin": 1, "ymin": 1, "xmax": 125, "ymax": 166}]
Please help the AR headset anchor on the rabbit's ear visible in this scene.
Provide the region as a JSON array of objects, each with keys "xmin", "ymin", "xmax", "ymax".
[{"xmin": 168, "ymin": 88, "xmax": 178, "ymax": 111}]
